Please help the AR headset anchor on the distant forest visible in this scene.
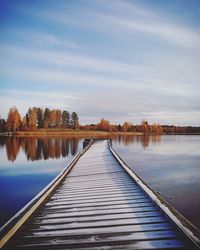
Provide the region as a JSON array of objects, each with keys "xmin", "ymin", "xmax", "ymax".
[{"xmin": 0, "ymin": 106, "xmax": 200, "ymax": 134}]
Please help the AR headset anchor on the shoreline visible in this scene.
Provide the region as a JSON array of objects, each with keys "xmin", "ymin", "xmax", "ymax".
[
  {"xmin": 0, "ymin": 130, "xmax": 144, "ymax": 137},
  {"xmin": 0, "ymin": 130, "xmax": 199, "ymax": 137}
]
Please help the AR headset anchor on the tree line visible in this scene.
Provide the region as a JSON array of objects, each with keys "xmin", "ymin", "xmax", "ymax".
[
  {"xmin": 0, "ymin": 107, "xmax": 200, "ymax": 134},
  {"xmin": 0, "ymin": 106, "xmax": 79, "ymax": 132},
  {"xmin": 80, "ymin": 119, "xmax": 163, "ymax": 134},
  {"xmin": 80, "ymin": 118, "xmax": 200, "ymax": 134}
]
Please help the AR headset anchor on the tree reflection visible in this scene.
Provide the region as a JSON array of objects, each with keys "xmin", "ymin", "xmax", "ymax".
[
  {"xmin": 114, "ymin": 135, "xmax": 161, "ymax": 149},
  {"xmin": 5, "ymin": 137, "xmax": 20, "ymax": 161},
  {"xmin": 2, "ymin": 137, "xmax": 81, "ymax": 161},
  {"xmin": 2, "ymin": 136, "xmax": 162, "ymax": 161}
]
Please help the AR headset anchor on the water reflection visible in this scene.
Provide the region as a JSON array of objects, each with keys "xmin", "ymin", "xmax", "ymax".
[
  {"xmin": 0, "ymin": 136, "xmax": 163, "ymax": 162},
  {"xmin": 112, "ymin": 135, "xmax": 200, "ymax": 229},
  {"xmin": 0, "ymin": 136, "xmax": 84, "ymax": 227},
  {"xmin": 114, "ymin": 135, "xmax": 161, "ymax": 148},
  {"xmin": 0, "ymin": 137, "xmax": 80, "ymax": 162}
]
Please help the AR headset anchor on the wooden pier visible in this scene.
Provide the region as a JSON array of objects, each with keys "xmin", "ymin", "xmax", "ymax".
[{"xmin": 0, "ymin": 140, "xmax": 199, "ymax": 249}]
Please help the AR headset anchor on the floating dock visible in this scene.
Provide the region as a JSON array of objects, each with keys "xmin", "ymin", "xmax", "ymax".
[{"xmin": 0, "ymin": 140, "xmax": 199, "ymax": 249}]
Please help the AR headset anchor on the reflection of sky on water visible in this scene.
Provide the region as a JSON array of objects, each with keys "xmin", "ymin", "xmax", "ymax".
[
  {"xmin": 112, "ymin": 135, "xmax": 200, "ymax": 229},
  {"xmin": 0, "ymin": 154, "xmax": 69, "ymax": 176},
  {"xmin": 0, "ymin": 174, "xmax": 54, "ymax": 227},
  {"xmin": 0, "ymin": 137, "xmax": 84, "ymax": 227}
]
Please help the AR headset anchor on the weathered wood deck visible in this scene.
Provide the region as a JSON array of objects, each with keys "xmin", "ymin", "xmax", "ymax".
[{"xmin": 1, "ymin": 140, "xmax": 199, "ymax": 249}]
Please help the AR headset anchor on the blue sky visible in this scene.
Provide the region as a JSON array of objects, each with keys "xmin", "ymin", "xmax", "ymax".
[{"xmin": 0, "ymin": 0, "xmax": 200, "ymax": 125}]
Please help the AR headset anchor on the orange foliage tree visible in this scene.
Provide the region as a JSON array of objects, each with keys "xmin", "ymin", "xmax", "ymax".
[
  {"xmin": 56, "ymin": 109, "xmax": 62, "ymax": 128},
  {"xmin": 97, "ymin": 119, "xmax": 110, "ymax": 131},
  {"xmin": 29, "ymin": 108, "xmax": 37, "ymax": 130},
  {"xmin": 49, "ymin": 110, "xmax": 56, "ymax": 128},
  {"xmin": 7, "ymin": 107, "xmax": 21, "ymax": 132}
]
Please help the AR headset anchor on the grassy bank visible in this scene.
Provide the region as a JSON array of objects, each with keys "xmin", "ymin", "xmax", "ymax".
[{"xmin": 1, "ymin": 129, "xmax": 143, "ymax": 137}]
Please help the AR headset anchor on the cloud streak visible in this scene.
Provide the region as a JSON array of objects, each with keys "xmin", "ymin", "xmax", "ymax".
[
  {"xmin": 15, "ymin": 30, "xmax": 80, "ymax": 49},
  {"xmin": 1, "ymin": 44, "xmax": 199, "ymax": 90},
  {"xmin": 37, "ymin": 0, "xmax": 200, "ymax": 49}
]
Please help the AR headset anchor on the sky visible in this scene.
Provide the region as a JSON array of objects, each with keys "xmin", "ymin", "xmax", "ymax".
[{"xmin": 0, "ymin": 0, "xmax": 200, "ymax": 125}]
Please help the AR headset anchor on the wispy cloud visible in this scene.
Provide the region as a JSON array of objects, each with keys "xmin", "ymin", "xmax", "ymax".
[
  {"xmin": 1, "ymin": 44, "xmax": 199, "ymax": 92},
  {"xmin": 15, "ymin": 30, "xmax": 80, "ymax": 48},
  {"xmin": 98, "ymin": 14, "xmax": 200, "ymax": 48},
  {"xmin": 0, "ymin": 44, "xmax": 147, "ymax": 76},
  {"xmin": 36, "ymin": 0, "xmax": 200, "ymax": 49}
]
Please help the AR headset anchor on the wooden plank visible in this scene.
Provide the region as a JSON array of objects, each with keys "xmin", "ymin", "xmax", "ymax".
[
  {"xmin": 34, "ymin": 206, "xmax": 159, "ymax": 219},
  {"xmin": 63, "ymin": 178, "xmax": 133, "ymax": 186},
  {"xmin": 31, "ymin": 211, "xmax": 161, "ymax": 225},
  {"xmin": 7, "ymin": 231, "xmax": 182, "ymax": 249},
  {"xmin": 15, "ymin": 223, "xmax": 174, "ymax": 238},
  {"xmin": 51, "ymin": 192, "xmax": 144, "ymax": 201},
  {"xmin": 64, "ymin": 174, "xmax": 131, "ymax": 183},
  {"xmin": 69, "ymin": 170, "xmax": 124, "ymax": 177},
  {"xmin": 55, "ymin": 185, "xmax": 141, "ymax": 195},
  {"xmin": 49, "ymin": 192, "xmax": 146, "ymax": 202},
  {"xmin": 44, "ymin": 197, "xmax": 150, "ymax": 208},
  {"xmin": 58, "ymin": 182, "xmax": 139, "ymax": 191},
  {"xmin": 51, "ymin": 189, "xmax": 144, "ymax": 199},
  {"xmin": 42, "ymin": 203, "xmax": 155, "ymax": 213},
  {"xmin": 45, "ymin": 196, "xmax": 149, "ymax": 207},
  {"xmin": 5, "ymin": 240, "xmax": 187, "ymax": 250},
  {"xmin": 24, "ymin": 216, "xmax": 167, "ymax": 232}
]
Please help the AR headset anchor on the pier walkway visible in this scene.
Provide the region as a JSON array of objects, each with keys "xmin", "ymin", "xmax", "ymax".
[{"xmin": 1, "ymin": 140, "xmax": 199, "ymax": 249}]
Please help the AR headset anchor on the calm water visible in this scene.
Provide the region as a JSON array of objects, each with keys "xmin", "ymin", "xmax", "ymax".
[
  {"xmin": 0, "ymin": 136, "xmax": 199, "ymax": 230},
  {"xmin": 0, "ymin": 136, "xmax": 84, "ymax": 227},
  {"xmin": 112, "ymin": 135, "xmax": 200, "ymax": 229}
]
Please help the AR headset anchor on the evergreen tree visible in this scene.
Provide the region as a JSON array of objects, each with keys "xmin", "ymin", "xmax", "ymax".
[
  {"xmin": 71, "ymin": 112, "xmax": 79, "ymax": 129},
  {"xmin": 49, "ymin": 110, "xmax": 56, "ymax": 128},
  {"xmin": 62, "ymin": 110, "xmax": 70, "ymax": 128},
  {"xmin": 36, "ymin": 107, "xmax": 44, "ymax": 128},
  {"xmin": 43, "ymin": 108, "xmax": 50, "ymax": 128}
]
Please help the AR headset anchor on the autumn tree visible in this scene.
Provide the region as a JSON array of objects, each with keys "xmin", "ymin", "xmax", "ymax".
[
  {"xmin": 29, "ymin": 108, "xmax": 37, "ymax": 130},
  {"xmin": 97, "ymin": 118, "xmax": 110, "ymax": 131},
  {"xmin": 141, "ymin": 119, "xmax": 149, "ymax": 135},
  {"xmin": 110, "ymin": 125, "xmax": 118, "ymax": 132},
  {"xmin": 7, "ymin": 107, "xmax": 21, "ymax": 132},
  {"xmin": 121, "ymin": 122, "xmax": 133, "ymax": 132},
  {"xmin": 55, "ymin": 109, "xmax": 62, "ymax": 128},
  {"xmin": 49, "ymin": 110, "xmax": 56, "ymax": 128},
  {"xmin": 151, "ymin": 123, "xmax": 163, "ymax": 134},
  {"xmin": 22, "ymin": 116, "xmax": 28, "ymax": 129}
]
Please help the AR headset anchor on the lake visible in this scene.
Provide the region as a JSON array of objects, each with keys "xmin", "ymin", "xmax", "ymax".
[
  {"xmin": 0, "ymin": 136, "xmax": 84, "ymax": 227},
  {"xmin": 112, "ymin": 135, "xmax": 200, "ymax": 229},
  {"xmin": 0, "ymin": 135, "xmax": 199, "ymax": 230}
]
